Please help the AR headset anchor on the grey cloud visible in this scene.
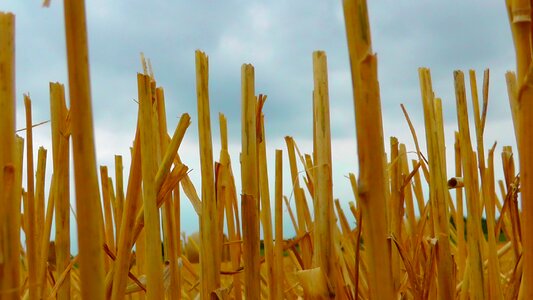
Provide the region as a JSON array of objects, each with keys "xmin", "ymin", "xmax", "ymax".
[
  {"xmin": 368, "ymin": 1, "xmax": 514, "ymax": 129},
  {"xmin": 7, "ymin": 1, "xmax": 517, "ymax": 142}
]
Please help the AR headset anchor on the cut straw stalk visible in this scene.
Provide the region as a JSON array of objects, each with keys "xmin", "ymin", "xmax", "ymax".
[
  {"xmin": 500, "ymin": 146, "xmax": 522, "ymax": 261},
  {"xmin": 38, "ymin": 154, "xmax": 55, "ymax": 299},
  {"xmin": 218, "ymin": 113, "xmax": 243, "ymax": 299},
  {"xmin": 484, "ymin": 144, "xmax": 503, "ymax": 300},
  {"xmin": 454, "ymin": 132, "xmax": 467, "ymax": 281},
  {"xmin": 241, "ymin": 63, "xmax": 261, "ymax": 299},
  {"xmin": 135, "ymin": 225, "xmax": 146, "ymax": 300},
  {"xmin": 100, "ymin": 166, "xmax": 115, "ymax": 252},
  {"xmin": 0, "ymin": 11, "xmax": 20, "ymax": 299},
  {"xmin": 63, "ymin": 0, "xmax": 106, "ymax": 298},
  {"xmin": 342, "ymin": 0, "xmax": 394, "ymax": 298},
  {"xmin": 15, "ymin": 137, "xmax": 24, "ymax": 268},
  {"xmin": 1, "ymin": 166, "xmax": 18, "ymax": 299},
  {"xmin": 50, "ymin": 82, "xmax": 71, "ymax": 300},
  {"xmin": 454, "ymin": 70, "xmax": 485, "ymax": 299},
  {"xmin": 273, "ymin": 149, "xmax": 284, "ymax": 300},
  {"xmin": 35, "ymin": 146, "xmax": 47, "ymax": 274},
  {"xmin": 505, "ymin": 72, "xmax": 520, "ymax": 145},
  {"xmin": 23, "ymin": 95, "xmax": 39, "ymax": 300},
  {"xmin": 506, "ymin": 0, "xmax": 533, "ymax": 291},
  {"xmin": 258, "ymin": 111, "xmax": 275, "ymax": 300},
  {"xmin": 506, "ymin": 0, "xmax": 532, "ymax": 86},
  {"xmin": 137, "ymin": 73, "xmax": 164, "ymax": 299},
  {"xmin": 155, "ymin": 87, "xmax": 180, "ymax": 300},
  {"xmin": 389, "ymin": 137, "xmax": 401, "ymax": 291},
  {"xmin": 506, "ymin": 5, "xmax": 533, "ymax": 295},
  {"xmin": 173, "ymin": 185, "xmax": 182, "ymax": 299},
  {"xmin": 399, "ymin": 143, "xmax": 417, "ymax": 236},
  {"xmin": 114, "ymin": 155, "xmax": 125, "ymax": 238},
  {"xmin": 518, "ymin": 58, "xmax": 533, "ymax": 299},
  {"xmin": 107, "ymin": 181, "xmax": 118, "ymax": 259},
  {"xmin": 311, "ymin": 50, "xmax": 336, "ymax": 298},
  {"xmin": 418, "ymin": 68, "xmax": 455, "ymax": 299},
  {"xmin": 195, "ymin": 50, "xmax": 221, "ymax": 298},
  {"xmin": 469, "ymin": 70, "xmax": 487, "ymax": 174}
]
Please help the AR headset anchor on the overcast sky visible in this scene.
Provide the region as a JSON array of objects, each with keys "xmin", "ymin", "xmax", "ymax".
[{"xmin": 3, "ymin": 1, "xmax": 517, "ymax": 248}]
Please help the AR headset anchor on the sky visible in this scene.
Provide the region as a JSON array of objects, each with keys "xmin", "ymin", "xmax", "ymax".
[{"xmin": 2, "ymin": 1, "xmax": 518, "ymax": 250}]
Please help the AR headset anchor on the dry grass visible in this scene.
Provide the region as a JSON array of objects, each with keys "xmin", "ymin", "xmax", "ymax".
[{"xmin": 1, "ymin": 0, "xmax": 533, "ymax": 299}]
